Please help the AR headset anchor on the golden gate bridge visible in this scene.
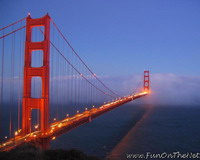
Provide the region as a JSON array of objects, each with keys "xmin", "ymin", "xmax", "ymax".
[{"xmin": 0, "ymin": 14, "xmax": 150, "ymax": 151}]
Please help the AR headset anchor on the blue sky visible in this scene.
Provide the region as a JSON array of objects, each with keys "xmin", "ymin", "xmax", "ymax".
[
  {"xmin": 1, "ymin": 0, "xmax": 200, "ymax": 77},
  {"xmin": 1, "ymin": 0, "xmax": 200, "ymax": 105}
]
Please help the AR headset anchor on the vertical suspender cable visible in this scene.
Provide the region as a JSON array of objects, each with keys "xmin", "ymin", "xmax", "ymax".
[
  {"xmin": 17, "ymin": 22, "xmax": 23, "ymax": 131},
  {"xmin": 0, "ymin": 30, "xmax": 5, "ymax": 141},
  {"xmin": 9, "ymin": 25, "xmax": 14, "ymax": 138}
]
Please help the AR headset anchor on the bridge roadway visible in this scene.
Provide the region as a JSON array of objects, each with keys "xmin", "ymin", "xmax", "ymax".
[{"xmin": 0, "ymin": 91, "xmax": 149, "ymax": 151}]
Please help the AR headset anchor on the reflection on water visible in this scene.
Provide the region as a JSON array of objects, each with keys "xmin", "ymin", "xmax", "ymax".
[{"xmin": 106, "ymin": 105, "xmax": 153, "ymax": 160}]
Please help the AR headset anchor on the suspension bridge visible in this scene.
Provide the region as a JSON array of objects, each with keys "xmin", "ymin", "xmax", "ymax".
[{"xmin": 0, "ymin": 14, "xmax": 150, "ymax": 151}]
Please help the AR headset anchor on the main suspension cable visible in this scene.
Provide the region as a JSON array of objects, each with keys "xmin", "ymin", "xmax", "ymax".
[
  {"xmin": 0, "ymin": 17, "xmax": 26, "ymax": 31},
  {"xmin": 50, "ymin": 18, "xmax": 121, "ymax": 97}
]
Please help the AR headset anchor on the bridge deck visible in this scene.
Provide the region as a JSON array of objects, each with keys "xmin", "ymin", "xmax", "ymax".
[{"xmin": 0, "ymin": 92, "xmax": 148, "ymax": 151}]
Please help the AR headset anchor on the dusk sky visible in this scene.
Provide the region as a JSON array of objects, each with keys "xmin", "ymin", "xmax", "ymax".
[{"xmin": 1, "ymin": 0, "xmax": 200, "ymax": 105}]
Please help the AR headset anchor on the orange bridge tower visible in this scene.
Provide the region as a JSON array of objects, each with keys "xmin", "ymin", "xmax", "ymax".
[{"xmin": 22, "ymin": 14, "xmax": 50, "ymax": 135}]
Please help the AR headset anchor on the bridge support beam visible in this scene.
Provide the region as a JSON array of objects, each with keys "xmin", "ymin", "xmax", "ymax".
[
  {"xmin": 22, "ymin": 14, "xmax": 50, "ymax": 135},
  {"xmin": 40, "ymin": 137, "xmax": 50, "ymax": 150}
]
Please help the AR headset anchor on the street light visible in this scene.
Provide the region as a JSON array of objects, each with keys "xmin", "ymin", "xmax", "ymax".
[{"xmin": 15, "ymin": 131, "xmax": 18, "ymax": 136}]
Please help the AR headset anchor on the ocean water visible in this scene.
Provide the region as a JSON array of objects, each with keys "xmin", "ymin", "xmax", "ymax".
[
  {"xmin": 50, "ymin": 104, "xmax": 200, "ymax": 159},
  {"xmin": 1, "ymin": 104, "xmax": 200, "ymax": 159},
  {"xmin": 107, "ymin": 106, "xmax": 200, "ymax": 160}
]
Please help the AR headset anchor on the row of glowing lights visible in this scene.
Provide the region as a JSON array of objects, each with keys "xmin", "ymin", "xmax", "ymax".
[
  {"xmin": 34, "ymin": 92, "xmax": 150, "ymax": 138},
  {"xmin": 2, "ymin": 105, "xmax": 101, "ymax": 145},
  {"xmin": 51, "ymin": 94, "xmax": 136, "ymax": 122},
  {"xmin": 41, "ymin": 97, "xmax": 133, "ymax": 138},
  {"xmin": 1, "ymin": 91, "xmax": 150, "ymax": 147}
]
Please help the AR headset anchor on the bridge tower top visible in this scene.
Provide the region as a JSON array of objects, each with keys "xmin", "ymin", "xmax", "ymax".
[{"xmin": 144, "ymin": 70, "xmax": 150, "ymax": 92}]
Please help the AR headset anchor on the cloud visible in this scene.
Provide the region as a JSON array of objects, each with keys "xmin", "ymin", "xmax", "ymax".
[
  {"xmin": 2, "ymin": 73, "xmax": 200, "ymax": 106},
  {"xmin": 150, "ymin": 73, "xmax": 200, "ymax": 105},
  {"xmin": 101, "ymin": 73, "xmax": 200, "ymax": 106}
]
